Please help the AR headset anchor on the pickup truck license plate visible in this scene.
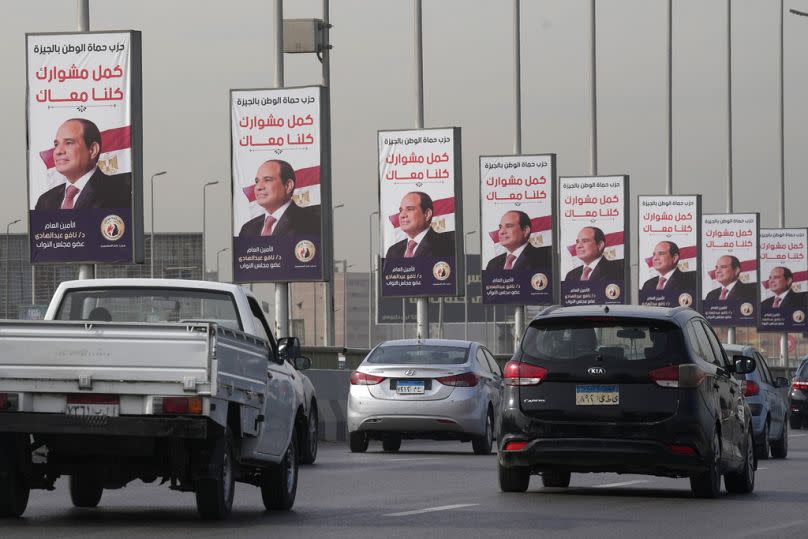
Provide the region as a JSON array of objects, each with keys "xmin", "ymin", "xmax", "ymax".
[
  {"xmin": 65, "ymin": 395, "xmax": 120, "ymax": 417},
  {"xmin": 396, "ymin": 380, "xmax": 425, "ymax": 394},
  {"xmin": 575, "ymin": 384, "xmax": 619, "ymax": 406}
]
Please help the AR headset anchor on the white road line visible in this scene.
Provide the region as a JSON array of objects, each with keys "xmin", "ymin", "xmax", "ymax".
[
  {"xmin": 388, "ymin": 457, "xmax": 441, "ymax": 462},
  {"xmin": 384, "ymin": 504, "xmax": 479, "ymax": 517},
  {"xmin": 757, "ymin": 466, "xmax": 768, "ymax": 470},
  {"xmin": 789, "ymin": 433, "xmax": 808, "ymax": 438},
  {"xmin": 593, "ymin": 480, "xmax": 650, "ymax": 488},
  {"xmin": 735, "ymin": 520, "xmax": 808, "ymax": 538}
]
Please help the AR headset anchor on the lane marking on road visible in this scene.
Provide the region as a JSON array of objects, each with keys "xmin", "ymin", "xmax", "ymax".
[
  {"xmin": 789, "ymin": 433, "xmax": 808, "ymax": 438},
  {"xmin": 387, "ymin": 457, "xmax": 442, "ymax": 462},
  {"xmin": 735, "ymin": 520, "xmax": 808, "ymax": 538},
  {"xmin": 384, "ymin": 504, "xmax": 479, "ymax": 517},
  {"xmin": 593, "ymin": 480, "xmax": 650, "ymax": 488},
  {"xmin": 757, "ymin": 466, "xmax": 768, "ymax": 470}
]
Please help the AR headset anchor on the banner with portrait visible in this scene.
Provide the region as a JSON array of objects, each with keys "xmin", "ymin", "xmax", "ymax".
[
  {"xmin": 231, "ymin": 86, "xmax": 331, "ymax": 283},
  {"xmin": 638, "ymin": 195, "xmax": 701, "ymax": 309},
  {"xmin": 559, "ymin": 176, "xmax": 629, "ymax": 306},
  {"xmin": 758, "ymin": 228, "xmax": 808, "ymax": 332},
  {"xmin": 701, "ymin": 213, "xmax": 759, "ymax": 326},
  {"xmin": 27, "ymin": 31, "xmax": 143, "ymax": 264},
  {"xmin": 480, "ymin": 154, "xmax": 556, "ymax": 305},
  {"xmin": 379, "ymin": 128, "xmax": 463, "ymax": 298}
]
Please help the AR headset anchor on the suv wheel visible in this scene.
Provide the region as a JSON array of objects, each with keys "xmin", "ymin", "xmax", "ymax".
[
  {"xmin": 349, "ymin": 431, "xmax": 369, "ymax": 453},
  {"xmin": 770, "ymin": 416, "xmax": 788, "ymax": 459},
  {"xmin": 541, "ymin": 471, "xmax": 571, "ymax": 488},
  {"xmin": 498, "ymin": 462, "xmax": 530, "ymax": 492},
  {"xmin": 690, "ymin": 429, "xmax": 722, "ymax": 498},
  {"xmin": 754, "ymin": 421, "xmax": 769, "ymax": 460},
  {"xmin": 725, "ymin": 428, "xmax": 755, "ymax": 494}
]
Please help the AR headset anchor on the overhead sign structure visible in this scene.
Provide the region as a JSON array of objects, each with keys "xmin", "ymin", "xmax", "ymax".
[
  {"xmin": 480, "ymin": 154, "xmax": 556, "ymax": 305},
  {"xmin": 758, "ymin": 228, "xmax": 808, "ymax": 332},
  {"xmin": 701, "ymin": 213, "xmax": 760, "ymax": 326},
  {"xmin": 559, "ymin": 176, "xmax": 629, "ymax": 306},
  {"xmin": 231, "ymin": 86, "xmax": 331, "ymax": 283},
  {"xmin": 378, "ymin": 128, "xmax": 464, "ymax": 298},
  {"xmin": 27, "ymin": 31, "xmax": 143, "ymax": 264},
  {"xmin": 638, "ymin": 195, "xmax": 701, "ymax": 309}
]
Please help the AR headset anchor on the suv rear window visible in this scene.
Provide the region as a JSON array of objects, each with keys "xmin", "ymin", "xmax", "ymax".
[
  {"xmin": 521, "ymin": 318, "xmax": 684, "ymax": 362},
  {"xmin": 366, "ymin": 345, "xmax": 470, "ymax": 365}
]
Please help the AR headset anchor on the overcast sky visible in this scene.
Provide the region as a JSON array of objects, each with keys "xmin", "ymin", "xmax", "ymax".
[{"xmin": 3, "ymin": 0, "xmax": 808, "ymax": 284}]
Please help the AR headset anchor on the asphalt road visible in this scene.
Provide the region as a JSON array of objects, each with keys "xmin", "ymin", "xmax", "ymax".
[{"xmin": 6, "ymin": 432, "xmax": 808, "ymax": 538}]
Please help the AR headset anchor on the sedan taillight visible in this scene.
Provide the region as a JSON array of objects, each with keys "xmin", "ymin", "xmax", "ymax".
[
  {"xmin": 350, "ymin": 371, "xmax": 385, "ymax": 385},
  {"xmin": 436, "ymin": 372, "xmax": 479, "ymax": 387},
  {"xmin": 792, "ymin": 380, "xmax": 808, "ymax": 390},
  {"xmin": 743, "ymin": 380, "xmax": 760, "ymax": 397},
  {"xmin": 503, "ymin": 361, "xmax": 547, "ymax": 386}
]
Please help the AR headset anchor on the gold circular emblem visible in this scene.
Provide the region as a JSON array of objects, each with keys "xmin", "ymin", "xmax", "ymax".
[
  {"xmin": 740, "ymin": 302, "xmax": 754, "ymax": 316},
  {"xmin": 605, "ymin": 284, "xmax": 621, "ymax": 300},
  {"xmin": 295, "ymin": 240, "xmax": 316, "ymax": 262},
  {"xmin": 531, "ymin": 273, "xmax": 548, "ymax": 291},
  {"xmin": 433, "ymin": 261, "xmax": 451, "ymax": 281},
  {"xmin": 793, "ymin": 310, "xmax": 805, "ymax": 323},
  {"xmin": 100, "ymin": 215, "xmax": 125, "ymax": 241},
  {"xmin": 678, "ymin": 293, "xmax": 693, "ymax": 307}
]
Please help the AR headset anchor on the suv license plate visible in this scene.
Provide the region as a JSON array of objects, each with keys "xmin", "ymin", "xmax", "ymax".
[
  {"xmin": 397, "ymin": 381, "xmax": 425, "ymax": 394},
  {"xmin": 575, "ymin": 384, "xmax": 619, "ymax": 406},
  {"xmin": 65, "ymin": 403, "xmax": 120, "ymax": 417}
]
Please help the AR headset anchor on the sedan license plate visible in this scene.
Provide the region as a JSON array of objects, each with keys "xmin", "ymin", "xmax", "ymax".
[
  {"xmin": 396, "ymin": 380, "xmax": 425, "ymax": 395},
  {"xmin": 575, "ymin": 384, "xmax": 619, "ymax": 406}
]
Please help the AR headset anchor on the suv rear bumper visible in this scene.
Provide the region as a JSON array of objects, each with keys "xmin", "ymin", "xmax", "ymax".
[{"xmin": 0, "ymin": 412, "xmax": 208, "ymax": 439}]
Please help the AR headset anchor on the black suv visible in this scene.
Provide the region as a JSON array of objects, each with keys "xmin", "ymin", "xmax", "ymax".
[
  {"xmin": 497, "ymin": 305, "xmax": 757, "ymax": 498},
  {"xmin": 790, "ymin": 357, "xmax": 808, "ymax": 429}
]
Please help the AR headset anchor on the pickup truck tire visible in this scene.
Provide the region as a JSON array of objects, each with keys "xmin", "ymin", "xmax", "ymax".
[
  {"xmin": 300, "ymin": 405, "xmax": 318, "ymax": 465},
  {"xmin": 261, "ymin": 429, "xmax": 298, "ymax": 510},
  {"xmin": 195, "ymin": 429, "xmax": 235, "ymax": 520},
  {"xmin": 69, "ymin": 473, "xmax": 103, "ymax": 508},
  {"xmin": 0, "ymin": 438, "xmax": 29, "ymax": 518}
]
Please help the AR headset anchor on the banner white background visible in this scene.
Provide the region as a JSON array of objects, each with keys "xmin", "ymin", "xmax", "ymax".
[
  {"xmin": 638, "ymin": 195, "xmax": 699, "ymax": 283},
  {"xmin": 760, "ymin": 228, "xmax": 808, "ymax": 298},
  {"xmin": 701, "ymin": 213, "xmax": 759, "ymax": 299}
]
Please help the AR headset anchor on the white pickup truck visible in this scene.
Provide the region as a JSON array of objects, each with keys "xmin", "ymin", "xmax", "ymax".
[{"xmin": 0, "ymin": 278, "xmax": 312, "ymax": 520}]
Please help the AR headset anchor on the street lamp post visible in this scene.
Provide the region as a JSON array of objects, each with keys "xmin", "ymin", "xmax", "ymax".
[
  {"xmin": 368, "ymin": 210, "xmax": 379, "ymax": 348},
  {"xmin": 150, "ymin": 171, "xmax": 167, "ymax": 278},
  {"xmin": 5, "ymin": 219, "xmax": 21, "ymax": 318},
  {"xmin": 202, "ymin": 181, "xmax": 219, "ymax": 280},
  {"xmin": 464, "ymin": 231, "xmax": 476, "ymax": 340},
  {"xmin": 324, "ymin": 203, "xmax": 344, "ymax": 345},
  {"xmin": 216, "ymin": 247, "xmax": 230, "ymax": 282}
]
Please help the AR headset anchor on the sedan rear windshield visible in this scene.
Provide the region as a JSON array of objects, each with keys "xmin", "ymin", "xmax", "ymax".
[
  {"xmin": 521, "ymin": 318, "xmax": 684, "ymax": 362},
  {"xmin": 366, "ymin": 345, "xmax": 470, "ymax": 365}
]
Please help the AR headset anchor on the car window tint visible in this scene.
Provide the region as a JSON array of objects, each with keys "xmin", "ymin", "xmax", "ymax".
[
  {"xmin": 685, "ymin": 323, "xmax": 711, "ymax": 364},
  {"xmin": 366, "ymin": 345, "xmax": 470, "ymax": 365},
  {"xmin": 476, "ymin": 349, "xmax": 492, "ymax": 373},
  {"xmin": 689, "ymin": 322, "xmax": 721, "ymax": 367},
  {"xmin": 756, "ymin": 353, "xmax": 773, "ymax": 385},
  {"xmin": 483, "ymin": 348, "xmax": 502, "ymax": 376},
  {"xmin": 699, "ymin": 321, "xmax": 730, "ymax": 368},
  {"xmin": 799, "ymin": 360, "xmax": 808, "ymax": 378}
]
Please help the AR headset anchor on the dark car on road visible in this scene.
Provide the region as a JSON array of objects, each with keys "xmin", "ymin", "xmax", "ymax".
[
  {"xmin": 497, "ymin": 305, "xmax": 757, "ymax": 498},
  {"xmin": 723, "ymin": 343, "xmax": 789, "ymax": 459},
  {"xmin": 790, "ymin": 356, "xmax": 808, "ymax": 429}
]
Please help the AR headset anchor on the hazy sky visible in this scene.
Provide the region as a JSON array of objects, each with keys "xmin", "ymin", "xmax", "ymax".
[{"xmin": 3, "ymin": 0, "xmax": 808, "ymax": 286}]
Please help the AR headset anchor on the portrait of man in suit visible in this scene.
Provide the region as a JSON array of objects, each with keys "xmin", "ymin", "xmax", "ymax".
[
  {"xmin": 705, "ymin": 255, "xmax": 756, "ymax": 303},
  {"xmin": 761, "ymin": 266, "xmax": 807, "ymax": 310},
  {"xmin": 238, "ymin": 159, "xmax": 321, "ymax": 237},
  {"xmin": 564, "ymin": 226, "xmax": 624, "ymax": 282},
  {"xmin": 485, "ymin": 210, "xmax": 550, "ymax": 272},
  {"xmin": 34, "ymin": 118, "xmax": 131, "ymax": 210},
  {"xmin": 640, "ymin": 241, "xmax": 696, "ymax": 297},
  {"xmin": 384, "ymin": 191, "xmax": 454, "ymax": 259}
]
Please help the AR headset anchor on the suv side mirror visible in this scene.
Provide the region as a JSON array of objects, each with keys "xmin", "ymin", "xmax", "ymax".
[
  {"xmin": 732, "ymin": 354, "xmax": 756, "ymax": 375},
  {"xmin": 776, "ymin": 377, "xmax": 789, "ymax": 388},
  {"xmin": 294, "ymin": 356, "xmax": 312, "ymax": 371},
  {"xmin": 278, "ymin": 336, "xmax": 301, "ymax": 362}
]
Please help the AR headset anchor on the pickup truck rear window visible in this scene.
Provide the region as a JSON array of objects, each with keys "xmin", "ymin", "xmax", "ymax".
[
  {"xmin": 54, "ymin": 287, "xmax": 242, "ymax": 330},
  {"xmin": 521, "ymin": 318, "xmax": 684, "ymax": 363}
]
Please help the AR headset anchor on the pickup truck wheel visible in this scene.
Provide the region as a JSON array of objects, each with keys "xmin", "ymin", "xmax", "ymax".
[
  {"xmin": 0, "ymin": 439, "xmax": 29, "ymax": 518},
  {"xmin": 300, "ymin": 405, "xmax": 318, "ymax": 465},
  {"xmin": 69, "ymin": 473, "xmax": 103, "ymax": 508},
  {"xmin": 261, "ymin": 429, "xmax": 298, "ymax": 510},
  {"xmin": 195, "ymin": 429, "xmax": 235, "ymax": 520}
]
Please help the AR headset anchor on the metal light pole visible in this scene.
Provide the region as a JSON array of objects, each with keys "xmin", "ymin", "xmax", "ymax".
[
  {"xmin": 413, "ymin": 0, "xmax": 429, "ymax": 340},
  {"xmin": 202, "ymin": 181, "xmax": 219, "ymax": 280},
  {"xmin": 589, "ymin": 0, "xmax": 598, "ymax": 176},
  {"xmin": 324, "ymin": 203, "xmax": 344, "ymax": 345},
  {"xmin": 511, "ymin": 0, "xmax": 526, "ymax": 351},
  {"xmin": 216, "ymin": 247, "xmax": 230, "ymax": 282},
  {"xmin": 464, "ymin": 231, "xmax": 476, "ymax": 340},
  {"xmin": 272, "ymin": 0, "xmax": 289, "ymax": 339},
  {"xmin": 150, "ymin": 171, "xmax": 167, "ymax": 278},
  {"xmin": 344, "ymin": 262, "xmax": 353, "ymax": 347},
  {"xmin": 5, "ymin": 219, "xmax": 21, "ymax": 318},
  {"xmin": 76, "ymin": 0, "xmax": 92, "ymax": 281},
  {"xmin": 726, "ymin": 0, "xmax": 736, "ymax": 345},
  {"xmin": 368, "ymin": 210, "xmax": 379, "ymax": 348}
]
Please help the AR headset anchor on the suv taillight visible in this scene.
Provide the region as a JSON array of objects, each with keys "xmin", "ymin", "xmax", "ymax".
[
  {"xmin": 503, "ymin": 361, "xmax": 547, "ymax": 386},
  {"xmin": 792, "ymin": 380, "xmax": 808, "ymax": 390},
  {"xmin": 649, "ymin": 364, "xmax": 705, "ymax": 389},
  {"xmin": 0, "ymin": 393, "xmax": 18, "ymax": 411},
  {"xmin": 743, "ymin": 380, "xmax": 760, "ymax": 397},
  {"xmin": 350, "ymin": 371, "xmax": 385, "ymax": 385},
  {"xmin": 436, "ymin": 372, "xmax": 479, "ymax": 387}
]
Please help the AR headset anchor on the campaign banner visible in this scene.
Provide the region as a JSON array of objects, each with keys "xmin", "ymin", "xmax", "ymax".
[
  {"xmin": 27, "ymin": 31, "xmax": 143, "ymax": 264},
  {"xmin": 758, "ymin": 228, "xmax": 808, "ymax": 332},
  {"xmin": 480, "ymin": 154, "xmax": 556, "ymax": 305},
  {"xmin": 231, "ymin": 86, "xmax": 330, "ymax": 283},
  {"xmin": 559, "ymin": 176, "xmax": 629, "ymax": 306},
  {"xmin": 379, "ymin": 128, "xmax": 463, "ymax": 298},
  {"xmin": 701, "ymin": 213, "xmax": 759, "ymax": 326},
  {"xmin": 638, "ymin": 195, "xmax": 701, "ymax": 309}
]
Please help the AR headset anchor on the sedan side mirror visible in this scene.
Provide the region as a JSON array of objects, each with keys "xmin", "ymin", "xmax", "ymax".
[
  {"xmin": 732, "ymin": 354, "xmax": 756, "ymax": 375},
  {"xmin": 278, "ymin": 336, "xmax": 301, "ymax": 362}
]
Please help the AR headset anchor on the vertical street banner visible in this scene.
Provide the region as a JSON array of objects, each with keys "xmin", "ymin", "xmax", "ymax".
[
  {"xmin": 638, "ymin": 195, "xmax": 701, "ymax": 309},
  {"xmin": 480, "ymin": 154, "xmax": 556, "ymax": 305},
  {"xmin": 701, "ymin": 213, "xmax": 759, "ymax": 326},
  {"xmin": 27, "ymin": 31, "xmax": 143, "ymax": 264},
  {"xmin": 559, "ymin": 176, "xmax": 629, "ymax": 306},
  {"xmin": 758, "ymin": 228, "xmax": 808, "ymax": 332},
  {"xmin": 379, "ymin": 128, "xmax": 463, "ymax": 298},
  {"xmin": 231, "ymin": 86, "xmax": 331, "ymax": 283}
]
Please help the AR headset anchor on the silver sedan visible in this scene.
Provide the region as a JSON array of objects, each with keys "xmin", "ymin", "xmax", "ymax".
[{"xmin": 347, "ymin": 339, "xmax": 504, "ymax": 454}]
